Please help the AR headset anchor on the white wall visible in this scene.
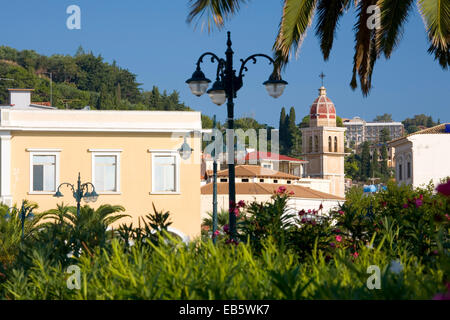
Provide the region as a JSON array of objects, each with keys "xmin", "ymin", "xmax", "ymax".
[{"xmin": 410, "ymin": 135, "xmax": 450, "ymax": 188}]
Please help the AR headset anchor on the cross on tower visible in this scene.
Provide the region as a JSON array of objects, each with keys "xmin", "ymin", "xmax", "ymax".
[{"xmin": 319, "ymin": 72, "xmax": 326, "ymax": 86}]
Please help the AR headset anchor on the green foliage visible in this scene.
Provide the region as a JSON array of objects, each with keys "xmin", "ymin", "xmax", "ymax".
[
  {"xmin": 402, "ymin": 114, "xmax": 438, "ymax": 134},
  {"xmin": 1, "ymin": 182, "xmax": 449, "ymax": 300},
  {"xmin": 373, "ymin": 114, "xmax": 393, "ymax": 123},
  {"xmin": 0, "ymin": 47, "xmax": 190, "ymax": 112}
]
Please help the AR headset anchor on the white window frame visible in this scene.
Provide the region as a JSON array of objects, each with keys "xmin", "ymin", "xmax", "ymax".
[
  {"xmin": 149, "ymin": 150, "xmax": 180, "ymax": 195},
  {"xmin": 89, "ymin": 149, "xmax": 122, "ymax": 194},
  {"xmin": 27, "ymin": 149, "xmax": 61, "ymax": 195}
]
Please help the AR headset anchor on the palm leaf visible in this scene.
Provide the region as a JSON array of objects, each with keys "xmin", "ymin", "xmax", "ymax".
[
  {"xmin": 350, "ymin": 0, "xmax": 379, "ymax": 95},
  {"xmin": 377, "ymin": 0, "xmax": 415, "ymax": 58},
  {"xmin": 274, "ymin": 0, "xmax": 318, "ymax": 66},
  {"xmin": 418, "ymin": 0, "xmax": 450, "ymax": 50},
  {"xmin": 418, "ymin": 0, "xmax": 450, "ymax": 68},
  {"xmin": 187, "ymin": 0, "xmax": 247, "ymax": 32},
  {"xmin": 315, "ymin": 0, "xmax": 352, "ymax": 60}
]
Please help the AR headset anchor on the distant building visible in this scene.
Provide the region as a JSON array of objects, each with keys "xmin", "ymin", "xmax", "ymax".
[
  {"xmin": 388, "ymin": 124, "xmax": 450, "ymax": 188},
  {"xmin": 344, "ymin": 116, "xmax": 404, "ymax": 147}
]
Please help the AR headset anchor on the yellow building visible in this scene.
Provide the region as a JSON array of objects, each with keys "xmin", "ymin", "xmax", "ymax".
[{"xmin": 0, "ymin": 89, "xmax": 202, "ymax": 239}]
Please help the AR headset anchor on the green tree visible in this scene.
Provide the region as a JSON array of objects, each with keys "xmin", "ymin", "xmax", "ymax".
[
  {"xmin": 279, "ymin": 107, "xmax": 287, "ymax": 153},
  {"xmin": 370, "ymin": 148, "xmax": 379, "ymax": 178},
  {"xmin": 380, "ymin": 144, "xmax": 389, "ymax": 176},
  {"xmin": 187, "ymin": 0, "xmax": 449, "ymax": 95},
  {"xmin": 380, "ymin": 128, "xmax": 391, "ymax": 143},
  {"xmin": 360, "ymin": 141, "xmax": 371, "ymax": 181},
  {"xmin": 374, "ymin": 113, "xmax": 393, "ymax": 122}
]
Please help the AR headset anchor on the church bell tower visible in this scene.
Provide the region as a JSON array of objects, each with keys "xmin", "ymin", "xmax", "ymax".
[{"xmin": 300, "ymin": 77, "xmax": 346, "ymax": 198}]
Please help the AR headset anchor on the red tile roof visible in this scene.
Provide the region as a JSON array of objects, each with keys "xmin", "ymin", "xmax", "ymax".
[
  {"xmin": 216, "ymin": 165, "xmax": 301, "ymax": 180},
  {"xmin": 245, "ymin": 152, "xmax": 306, "ymax": 163},
  {"xmin": 201, "ymin": 182, "xmax": 344, "ymax": 200}
]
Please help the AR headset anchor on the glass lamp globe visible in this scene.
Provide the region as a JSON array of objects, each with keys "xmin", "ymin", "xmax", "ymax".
[
  {"xmin": 186, "ymin": 69, "xmax": 211, "ymax": 97},
  {"xmin": 207, "ymin": 80, "xmax": 226, "ymax": 106},
  {"xmin": 263, "ymin": 76, "xmax": 288, "ymax": 99}
]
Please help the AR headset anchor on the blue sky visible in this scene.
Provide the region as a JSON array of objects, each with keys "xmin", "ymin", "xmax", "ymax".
[{"xmin": 0, "ymin": 0, "xmax": 448, "ymax": 127}]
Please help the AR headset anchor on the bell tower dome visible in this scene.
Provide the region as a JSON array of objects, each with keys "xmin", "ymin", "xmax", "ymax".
[{"xmin": 309, "ymin": 86, "xmax": 337, "ymax": 127}]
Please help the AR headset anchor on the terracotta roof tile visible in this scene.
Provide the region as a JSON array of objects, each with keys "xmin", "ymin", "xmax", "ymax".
[
  {"xmin": 201, "ymin": 182, "xmax": 345, "ymax": 200},
  {"xmin": 216, "ymin": 165, "xmax": 301, "ymax": 180},
  {"xmin": 389, "ymin": 123, "xmax": 449, "ymax": 144}
]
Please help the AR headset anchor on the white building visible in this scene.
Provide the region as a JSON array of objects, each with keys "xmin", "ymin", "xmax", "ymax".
[
  {"xmin": 344, "ymin": 116, "xmax": 404, "ymax": 147},
  {"xmin": 389, "ymin": 124, "xmax": 450, "ymax": 188}
]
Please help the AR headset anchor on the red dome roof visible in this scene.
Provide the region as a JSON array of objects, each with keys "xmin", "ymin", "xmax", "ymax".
[{"xmin": 310, "ymin": 87, "xmax": 336, "ymax": 120}]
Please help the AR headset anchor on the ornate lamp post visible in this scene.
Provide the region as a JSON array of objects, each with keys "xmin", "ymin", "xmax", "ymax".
[
  {"xmin": 53, "ymin": 173, "xmax": 99, "ymax": 217},
  {"xmin": 186, "ymin": 32, "xmax": 288, "ymax": 239}
]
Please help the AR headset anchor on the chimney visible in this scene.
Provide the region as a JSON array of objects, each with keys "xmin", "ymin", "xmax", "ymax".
[{"xmin": 8, "ymin": 89, "xmax": 34, "ymax": 108}]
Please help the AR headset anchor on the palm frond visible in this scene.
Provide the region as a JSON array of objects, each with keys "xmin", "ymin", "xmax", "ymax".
[
  {"xmin": 418, "ymin": 0, "xmax": 450, "ymax": 50},
  {"xmin": 315, "ymin": 0, "xmax": 352, "ymax": 60},
  {"xmin": 187, "ymin": 0, "xmax": 247, "ymax": 32},
  {"xmin": 377, "ymin": 0, "xmax": 415, "ymax": 58},
  {"xmin": 273, "ymin": 0, "xmax": 318, "ymax": 67},
  {"xmin": 428, "ymin": 42, "xmax": 450, "ymax": 68},
  {"xmin": 350, "ymin": 0, "xmax": 379, "ymax": 95}
]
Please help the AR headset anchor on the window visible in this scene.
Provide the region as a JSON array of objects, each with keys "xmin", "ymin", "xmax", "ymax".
[
  {"xmin": 28, "ymin": 149, "xmax": 61, "ymax": 194},
  {"xmin": 399, "ymin": 164, "xmax": 403, "ymax": 180},
  {"xmin": 152, "ymin": 154, "xmax": 179, "ymax": 193},
  {"xmin": 263, "ymin": 164, "xmax": 271, "ymax": 169},
  {"xmin": 287, "ymin": 180, "xmax": 291, "ymax": 184},
  {"xmin": 407, "ymin": 162, "xmax": 411, "ymax": 179},
  {"xmin": 91, "ymin": 150, "xmax": 121, "ymax": 193},
  {"xmin": 260, "ymin": 179, "xmax": 265, "ymax": 183},
  {"xmin": 308, "ymin": 136, "xmax": 313, "ymax": 153},
  {"xmin": 273, "ymin": 179, "xmax": 278, "ymax": 184},
  {"xmin": 242, "ymin": 178, "xmax": 249, "ymax": 183},
  {"xmin": 314, "ymin": 136, "xmax": 319, "ymax": 153},
  {"xmin": 32, "ymin": 155, "xmax": 56, "ymax": 192},
  {"xmin": 94, "ymin": 155, "xmax": 118, "ymax": 192},
  {"xmin": 328, "ymin": 136, "xmax": 332, "ymax": 152},
  {"xmin": 220, "ymin": 178, "xmax": 228, "ymax": 182},
  {"xmin": 334, "ymin": 137, "xmax": 338, "ymax": 152}
]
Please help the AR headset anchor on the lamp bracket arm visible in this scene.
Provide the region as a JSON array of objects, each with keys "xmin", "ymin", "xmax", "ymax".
[
  {"xmin": 196, "ymin": 52, "xmax": 225, "ymax": 80},
  {"xmin": 57, "ymin": 183, "xmax": 75, "ymax": 193},
  {"xmin": 238, "ymin": 54, "xmax": 275, "ymax": 79}
]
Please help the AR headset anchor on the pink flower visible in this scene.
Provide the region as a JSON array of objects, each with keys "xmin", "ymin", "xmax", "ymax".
[
  {"xmin": 352, "ymin": 252, "xmax": 359, "ymax": 258},
  {"xmin": 338, "ymin": 210, "xmax": 345, "ymax": 215},
  {"xmin": 330, "ymin": 242, "xmax": 336, "ymax": 248},
  {"xmin": 319, "ymin": 204, "xmax": 323, "ymax": 211},
  {"xmin": 308, "ymin": 209, "xmax": 312, "ymax": 213},
  {"xmin": 237, "ymin": 200, "xmax": 246, "ymax": 208},
  {"xmin": 299, "ymin": 209, "xmax": 306, "ymax": 216},
  {"xmin": 436, "ymin": 180, "xmax": 450, "ymax": 196},
  {"xmin": 415, "ymin": 199, "xmax": 423, "ymax": 208},
  {"xmin": 212, "ymin": 230, "xmax": 220, "ymax": 238},
  {"xmin": 336, "ymin": 235, "xmax": 342, "ymax": 242},
  {"xmin": 301, "ymin": 218, "xmax": 307, "ymax": 224},
  {"xmin": 289, "ymin": 191, "xmax": 295, "ymax": 196},
  {"xmin": 223, "ymin": 224, "xmax": 230, "ymax": 234},
  {"xmin": 311, "ymin": 220, "xmax": 317, "ymax": 226},
  {"xmin": 445, "ymin": 214, "xmax": 450, "ymax": 221},
  {"xmin": 335, "ymin": 229, "xmax": 341, "ymax": 234},
  {"xmin": 277, "ymin": 186, "xmax": 287, "ymax": 194},
  {"xmin": 403, "ymin": 203, "xmax": 409, "ymax": 209},
  {"xmin": 233, "ymin": 208, "xmax": 239, "ymax": 217}
]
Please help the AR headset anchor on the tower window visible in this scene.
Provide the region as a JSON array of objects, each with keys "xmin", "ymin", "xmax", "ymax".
[
  {"xmin": 308, "ymin": 136, "xmax": 313, "ymax": 153},
  {"xmin": 334, "ymin": 136, "xmax": 338, "ymax": 152},
  {"xmin": 328, "ymin": 136, "xmax": 332, "ymax": 152},
  {"xmin": 314, "ymin": 136, "xmax": 319, "ymax": 153}
]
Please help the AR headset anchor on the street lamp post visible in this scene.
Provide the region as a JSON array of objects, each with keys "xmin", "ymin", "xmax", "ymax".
[
  {"xmin": 53, "ymin": 173, "xmax": 99, "ymax": 217},
  {"xmin": 186, "ymin": 32, "xmax": 288, "ymax": 239}
]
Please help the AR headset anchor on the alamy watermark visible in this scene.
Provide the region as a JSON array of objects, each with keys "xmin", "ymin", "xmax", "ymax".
[
  {"xmin": 367, "ymin": 5, "xmax": 381, "ymax": 30},
  {"xmin": 66, "ymin": 265, "xmax": 81, "ymax": 290},
  {"xmin": 66, "ymin": 5, "xmax": 81, "ymax": 30}
]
